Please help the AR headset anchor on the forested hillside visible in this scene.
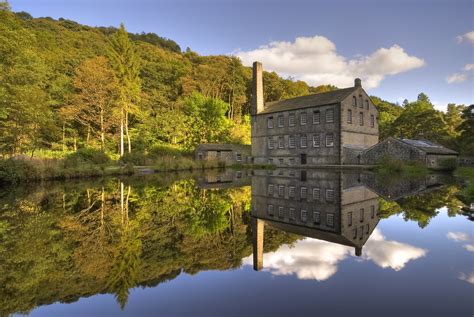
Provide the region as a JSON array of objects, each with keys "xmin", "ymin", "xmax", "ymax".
[{"xmin": 0, "ymin": 2, "xmax": 472, "ymax": 161}]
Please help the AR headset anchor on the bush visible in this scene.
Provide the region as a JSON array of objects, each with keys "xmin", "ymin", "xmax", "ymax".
[
  {"xmin": 64, "ymin": 148, "xmax": 110, "ymax": 167},
  {"xmin": 439, "ymin": 158, "xmax": 458, "ymax": 171},
  {"xmin": 375, "ymin": 156, "xmax": 404, "ymax": 174},
  {"xmin": 0, "ymin": 158, "xmax": 38, "ymax": 184},
  {"xmin": 119, "ymin": 151, "xmax": 149, "ymax": 166}
]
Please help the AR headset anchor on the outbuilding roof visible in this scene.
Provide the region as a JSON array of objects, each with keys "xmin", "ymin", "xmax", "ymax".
[
  {"xmin": 259, "ymin": 87, "xmax": 357, "ymax": 115},
  {"xmin": 399, "ymin": 139, "xmax": 458, "ymax": 155}
]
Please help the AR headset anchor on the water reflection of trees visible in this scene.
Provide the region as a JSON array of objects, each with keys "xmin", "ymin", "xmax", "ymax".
[{"xmin": 0, "ymin": 176, "xmax": 296, "ymax": 315}]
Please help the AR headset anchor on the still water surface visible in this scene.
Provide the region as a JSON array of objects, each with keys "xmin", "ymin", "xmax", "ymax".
[{"xmin": 1, "ymin": 169, "xmax": 472, "ymax": 316}]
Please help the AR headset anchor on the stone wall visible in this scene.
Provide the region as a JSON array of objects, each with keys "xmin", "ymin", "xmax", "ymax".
[{"xmin": 361, "ymin": 138, "xmax": 426, "ymax": 164}]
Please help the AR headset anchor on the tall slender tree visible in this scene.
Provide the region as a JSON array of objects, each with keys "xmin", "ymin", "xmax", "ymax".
[{"xmin": 108, "ymin": 24, "xmax": 141, "ymax": 156}]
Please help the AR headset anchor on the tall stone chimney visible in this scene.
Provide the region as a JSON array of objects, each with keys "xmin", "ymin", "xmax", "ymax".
[
  {"xmin": 251, "ymin": 61, "xmax": 264, "ymax": 115},
  {"xmin": 354, "ymin": 78, "xmax": 362, "ymax": 87}
]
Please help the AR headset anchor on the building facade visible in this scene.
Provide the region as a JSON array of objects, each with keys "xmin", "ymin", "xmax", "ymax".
[
  {"xmin": 251, "ymin": 62, "xmax": 379, "ymax": 166},
  {"xmin": 195, "ymin": 144, "xmax": 251, "ymax": 165}
]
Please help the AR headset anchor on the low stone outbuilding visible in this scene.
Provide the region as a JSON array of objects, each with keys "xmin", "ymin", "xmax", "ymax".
[
  {"xmin": 195, "ymin": 144, "xmax": 251, "ymax": 165},
  {"xmin": 362, "ymin": 137, "xmax": 458, "ymax": 168}
]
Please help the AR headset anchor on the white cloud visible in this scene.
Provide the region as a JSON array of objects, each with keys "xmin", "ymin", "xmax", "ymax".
[
  {"xmin": 459, "ymin": 272, "xmax": 474, "ymax": 284},
  {"xmin": 463, "ymin": 244, "xmax": 474, "ymax": 252},
  {"xmin": 456, "ymin": 31, "xmax": 474, "ymax": 44},
  {"xmin": 363, "ymin": 229, "xmax": 427, "ymax": 271},
  {"xmin": 235, "ymin": 35, "xmax": 425, "ymax": 89},
  {"xmin": 242, "ymin": 228, "xmax": 426, "ymax": 281},
  {"xmin": 446, "ymin": 64, "xmax": 474, "ymax": 84},
  {"xmin": 447, "ymin": 231, "xmax": 470, "ymax": 242},
  {"xmin": 463, "ymin": 63, "xmax": 474, "ymax": 71}
]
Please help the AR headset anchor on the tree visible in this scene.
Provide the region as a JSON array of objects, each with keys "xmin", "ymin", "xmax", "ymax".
[
  {"xmin": 458, "ymin": 105, "xmax": 474, "ymax": 155},
  {"xmin": 64, "ymin": 56, "xmax": 118, "ymax": 150},
  {"xmin": 108, "ymin": 24, "xmax": 141, "ymax": 156}
]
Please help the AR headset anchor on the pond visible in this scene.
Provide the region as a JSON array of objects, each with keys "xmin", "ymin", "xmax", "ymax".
[{"xmin": 0, "ymin": 169, "xmax": 472, "ymax": 316}]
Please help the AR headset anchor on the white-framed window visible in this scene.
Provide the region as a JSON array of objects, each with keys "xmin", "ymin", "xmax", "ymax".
[
  {"xmin": 370, "ymin": 114, "xmax": 375, "ymax": 128},
  {"xmin": 278, "ymin": 136, "xmax": 284, "ymax": 149},
  {"xmin": 313, "ymin": 188, "xmax": 321, "ymax": 200},
  {"xmin": 289, "ymin": 208, "xmax": 295, "ymax": 220},
  {"xmin": 289, "ymin": 135, "xmax": 295, "ymax": 148},
  {"xmin": 279, "ymin": 158, "xmax": 284, "ymax": 165},
  {"xmin": 348, "ymin": 212, "xmax": 353, "ymax": 226},
  {"xmin": 300, "ymin": 112, "xmax": 307, "ymax": 125},
  {"xmin": 268, "ymin": 158, "xmax": 273, "ymax": 164},
  {"xmin": 267, "ymin": 116, "xmax": 274, "ymax": 128},
  {"xmin": 359, "ymin": 225, "xmax": 364, "ymax": 239},
  {"xmin": 313, "ymin": 134, "xmax": 321, "ymax": 147},
  {"xmin": 236, "ymin": 153, "xmax": 242, "ymax": 161},
  {"xmin": 313, "ymin": 211, "xmax": 321, "ymax": 224},
  {"xmin": 300, "ymin": 134, "xmax": 307, "ymax": 148},
  {"xmin": 359, "ymin": 95, "xmax": 363, "ymax": 108},
  {"xmin": 327, "ymin": 213, "xmax": 335, "ymax": 227},
  {"xmin": 268, "ymin": 204, "xmax": 274, "ymax": 216},
  {"xmin": 313, "ymin": 110, "xmax": 321, "ymax": 124},
  {"xmin": 301, "ymin": 210, "xmax": 308, "ymax": 222},
  {"xmin": 278, "ymin": 185, "xmax": 285, "ymax": 197},
  {"xmin": 278, "ymin": 206, "xmax": 284, "ymax": 218},
  {"xmin": 366, "ymin": 224, "xmax": 370, "ymax": 234},
  {"xmin": 365, "ymin": 100, "xmax": 369, "ymax": 109},
  {"xmin": 347, "ymin": 109, "xmax": 352, "ymax": 124},
  {"xmin": 289, "ymin": 158, "xmax": 295, "ymax": 165},
  {"xmin": 326, "ymin": 109, "xmax": 334, "ymax": 123},
  {"xmin": 289, "ymin": 169, "xmax": 296, "ymax": 177},
  {"xmin": 371, "ymin": 205, "xmax": 375, "ymax": 218},
  {"xmin": 289, "ymin": 186, "xmax": 295, "ymax": 198},
  {"xmin": 353, "ymin": 228, "xmax": 357, "ymax": 239},
  {"xmin": 326, "ymin": 189, "xmax": 334, "ymax": 201},
  {"xmin": 352, "ymin": 96, "xmax": 357, "ymax": 107},
  {"xmin": 289, "ymin": 113, "xmax": 296, "ymax": 126},
  {"xmin": 278, "ymin": 114, "xmax": 284, "ymax": 127},
  {"xmin": 326, "ymin": 133, "xmax": 334, "ymax": 147},
  {"xmin": 267, "ymin": 137, "xmax": 273, "ymax": 149},
  {"xmin": 300, "ymin": 186, "xmax": 308, "ymax": 199},
  {"xmin": 360, "ymin": 208, "xmax": 364, "ymax": 222},
  {"xmin": 359, "ymin": 112, "xmax": 364, "ymax": 126},
  {"xmin": 268, "ymin": 184, "xmax": 274, "ymax": 195}
]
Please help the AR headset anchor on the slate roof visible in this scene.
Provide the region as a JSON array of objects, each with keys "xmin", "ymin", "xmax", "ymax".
[
  {"xmin": 399, "ymin": 138, "xmax": 458, "ymax": 155},
  {"xmin": 259, "ymin": 87, "xmax": 357, "ymax": 115},
  {"xmin": 196, "ymin": 143, "xmax": 251, "ymax": 152}
]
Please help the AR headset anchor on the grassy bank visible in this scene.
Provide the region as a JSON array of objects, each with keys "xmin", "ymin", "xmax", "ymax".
[
  {"xmin": 374, "ymin": 158, "xmax": 429, "ymax": 177},
  {"xmin": 454, "ymin": 167, "xmax": 474, "ymax": 204}
]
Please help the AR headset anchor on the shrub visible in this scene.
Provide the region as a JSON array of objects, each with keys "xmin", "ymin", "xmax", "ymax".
[
  {"xmin": 0, "ymin": 158, "xmax": 38, "ymax": 184},
  {"xmin": 64, "ymin": 148, "xmax": 110, "ymax": 167},
  {"xmin": 439, "ymin": 158, "xmax": 458, "ymax": 171},
  {"xmin": 119, "ymin": 151, "xmax": 148, "ymax": 166}
]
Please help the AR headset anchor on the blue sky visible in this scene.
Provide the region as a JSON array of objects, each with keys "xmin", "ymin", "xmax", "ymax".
[{"xmin": 9, "ymin": 0, "xmax": 474, "ymax": 110}]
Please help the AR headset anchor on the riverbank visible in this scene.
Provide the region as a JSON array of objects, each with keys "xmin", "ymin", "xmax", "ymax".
[{"xmin": 454, "ymin": 167, "xmax": 474, "ymax": 204}]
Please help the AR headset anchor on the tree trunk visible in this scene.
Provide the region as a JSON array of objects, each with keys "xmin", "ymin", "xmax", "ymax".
[
  {"xmin": 62, "ymin": 123, "xmax": 66, "ymax": 152},
  {"xmin": 120, "ymin": 107, "xmax": 124, "ymax": 157},
  {"xmin": 125, "ymin": 109, "xmax": 131, "ymax": 154},
  {"xmin": 100, "ymin": 108, "xmax": 105, "ymax": 151}
]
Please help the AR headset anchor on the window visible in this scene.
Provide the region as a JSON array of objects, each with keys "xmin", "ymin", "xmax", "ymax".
[
  {"xmin": 289, "ymin": 113, "xmax": 296, "ymax": 126},
  {"xmin": 359, "ymin": 226, "xmax": 364, "ymax": 239},
  {"xmin": 279, "ymin": 158, "xmax": 284, "ymax": 165},
  {"xmin": 278, "ymin": 185, "xmax": 285, "ymax": 197},
  {"xmin": 348, "ymin": 212, "xmax": 353, "ymax": 226},
  {"xmin": 313, "ymin": 188, "xmax": 321, "ymax": 200},
  {"xmin": 267, "ymin": 204, "xmax": 274, "ymax": 216},
  {"xmin": 278, "ymin": 206, "xmax": 284, "ymax": 218},
  {"xmin": 278, "ymin": 169, "xmax": 284, "ymax": 176},
  {"xmin": 327, "ymin": 213, "xmax": 335, "ymax": 227},
  {"xmin": 301, "ymin": 153, "xmax": 307, "ymax": 165},
  {"xmin": 371, "ymin": 205, "xmax": 375, "ymax": 218},
  {"xmin": 359, "ymin": 112, "xmax": 364, "ymax": 126},
  {"xmin": 366, "ymin": 224, "xmax": 370, "ymax": 234},
  {"xmin": 359, "ymin": 95, "xmax": 363, "ymax": 108},
  {"xmin": 347, "ymin": 109, "xmax": 352, "ymax": 124},
  {"xmin": 268, "ymin": 184, "xmax": 274, "ymax": 195},
  {"xmin": 289, "ymin": 208, "xmax": 295, "ymax": 220},
  {"xmin": 352, "ymin": 96, "xmax": 357, "ymax": 107},
  {"xmin": 267, "ymin": 137, "xmax": 273, "ymax": 149},
  {"xmin": 326, "ymin": 189, "xmax": 334, "ymax": 201},
  {"xmin": 289, "ymin": 186, "xmax": 295, "ymax": 198},
  {"xmin": 326, "ymin": 109, "xmax": 334, "ymax": 123},
  {"xmin": 313, "ymin": 211, "xmax": 321, "ymax": 224},
  {"xmin": 312, "ymin": 134, "xmax": 321, "ymax": 147},
  {"xmin": 301, "ymin": 210, "xmax": 308, "ymax": 222},
  {"xmin": 370, "ymin": 114, "xmax": 375, "ymax": 128},
  {"xmin": 300, "ymin": 187, "xmax": 308, "ymax": 199},
  {"xmin": 289, "ymin": 169, "xmax": 296, "ymax": 177},
  {"xmin": 267, "ymin": 116, "xmax": 273, "ymax": 128},
  {"xmin": 300, "ymin": 134, "xmax": 307, "ymax": 148},
  {"xmin": 289, "ymin": 135, "xmax": 295, "ymax": 148},
  {"xmin": 353, "ymin": 228, "xmax": 357, "ymax": 239},
  {"xmin": 365, "ymin": 100, "xmax": 369, "ymax": 109},
  {"xmin": 278, "ymin": 136, "xmax": 284, "ymax": 149},
  {"xmin": 313, "ymin": 111, "xmax": 321, "ymax": 124},
  {"xmin": 360, "ymin": 208, "xmax": 364, "ymax": 222},
  {"xmin": 268, "ymin": 158, "xmax": 273, "ymax": 164},
  {"xmin": 300, "ymin": 112, "xmax": 307, "ymax": 125},
  {"xmin": 277, "ymin": 114, "xmax": 284, "ymax": 127},
  {"xmin": 289, "ymin": 158, "xmax": 295, "ymax": 165},
  {"xmin": 236, "ymin": 153, "xmax": 242, "ymax": 161},
  {"xmin": 236, "ymin": 171, "xmax": 242, "ymax": 178},
  {"xmin": 326, "ymin": 133, "xmax": 334, "ymax": 147}
]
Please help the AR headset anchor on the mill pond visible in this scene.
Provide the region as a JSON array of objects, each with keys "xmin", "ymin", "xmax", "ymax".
[{"xmin": 0, "ymin": 169, "xmax": 472, "ymax": 317}]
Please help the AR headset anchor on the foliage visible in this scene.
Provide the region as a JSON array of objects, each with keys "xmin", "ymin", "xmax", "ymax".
[
  {"xmin": 64, "ymin": 148, "xmax": 111, "ymax": 166},
  {"xmin": 0, "ymin": 158, "xmax": 38, "ymax": 184},
  {"xmin": 439, "ymin": 158, "xmax": 458, "ymax": 171},
  {"xmin": 454, "ymin": 167, "xmax": 474, "ymax": 204}
]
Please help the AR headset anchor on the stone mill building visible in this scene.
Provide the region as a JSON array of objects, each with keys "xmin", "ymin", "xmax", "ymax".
[{"xmin": 250, "ymin": 62, "xmax": 379, "ymax": 166}]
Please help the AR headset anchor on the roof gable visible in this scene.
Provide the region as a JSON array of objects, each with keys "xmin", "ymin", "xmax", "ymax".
[{"xmin": 259, "ymin": 87, "xmax": 357, "ymax": 115}]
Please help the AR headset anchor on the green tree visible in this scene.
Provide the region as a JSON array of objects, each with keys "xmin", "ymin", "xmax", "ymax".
[
  {"xmin": 108, "ymin": 24, "xmax": 141, "ymax": 156},
  {"xmin": 458, "ymin": 104, "xmax": 474, "ymax": 155}
]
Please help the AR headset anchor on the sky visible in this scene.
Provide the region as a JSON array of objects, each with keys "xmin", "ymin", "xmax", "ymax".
[{"xmin": 8, "ymin": 0, "xmax": 474, "ymax": 111}]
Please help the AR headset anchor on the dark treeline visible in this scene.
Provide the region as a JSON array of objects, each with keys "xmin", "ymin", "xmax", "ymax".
[{"xmin": 0, "ymin": 2, "xmax": 472, "ymax": 162}]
